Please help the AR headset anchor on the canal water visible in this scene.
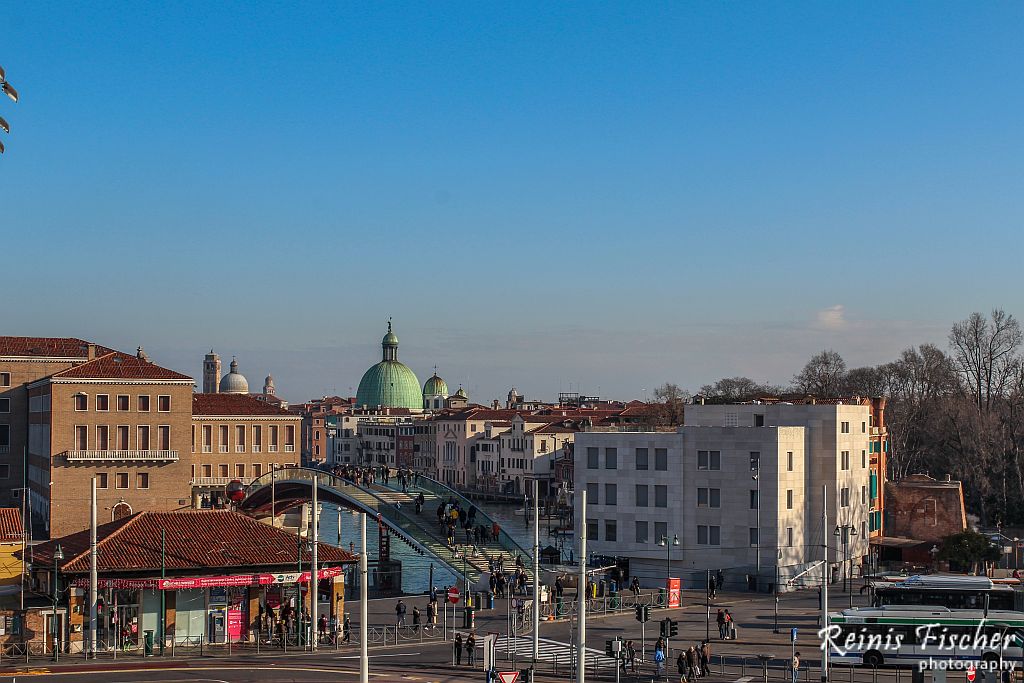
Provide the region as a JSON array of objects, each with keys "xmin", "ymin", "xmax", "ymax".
[{"xmin": 318, "ymin": 501, "xmax": 567, "ymax": 594}]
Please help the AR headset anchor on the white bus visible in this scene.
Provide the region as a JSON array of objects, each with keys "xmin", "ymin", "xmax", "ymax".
[
  {"xmin": 871, "ymin": 575, "xmax": 1023, "ymax": 613},
  {"xmin": 827, "ymin": 606, "xmax": 1024, "ymax": 669}
]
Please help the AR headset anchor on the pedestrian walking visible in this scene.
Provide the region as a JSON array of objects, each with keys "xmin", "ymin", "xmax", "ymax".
[
  {"xmin": 412, "ymin": 605, "xmax": 421, "ymax": 632},
  {"xmin": 677, "ymin": 652, "xmax": 688, "ymax": 681},
  {"xmin": 427, "ymin": 600, "xmax": 436, "ymax": 626},
  {"xmin": 700, "ymin": 641, "xmax": 711, "ymax": 677},
  {"xmin": 708, "ymin": 574, "xmax": 717, "ymax": 599},
  {"xmin": 654, "ymin": 640, "xmax": 666, "ymax": 678},
  {"xmin": 467, "ymin": 632, "xmax": 476, "ymax": 666},
  {"xmin": 631, "ymin": 575, "xmax": 641, "ymax": 595},
  {"xmin": 555, "ymin": 576, "xmax": 564, "ymax": 598},
  {"xmin": 791, "ymin": 651, "xmax": 801, "ymax": 683},
  {"xmin": 625, "ymin": 639, "xmax": 637, "ymax": 674},
  {"xmin": 454, "ymin": 632, "xmax": 463, "ymax": 665},
  {"xmin": 317, "ymin": 614, "xmax": 328, "ymax": 643},
  {"xmin": 396, "ymin": 599, "xmax": 407, "ymax": 627},
  {"xmin": 342, "ymin": 615, "xmax": 351, "ymax": 644}
]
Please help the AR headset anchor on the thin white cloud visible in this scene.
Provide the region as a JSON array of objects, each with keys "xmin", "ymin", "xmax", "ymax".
[{"xmin": 816, "ymin": 305, "xmax": 847, "ymax": 330}]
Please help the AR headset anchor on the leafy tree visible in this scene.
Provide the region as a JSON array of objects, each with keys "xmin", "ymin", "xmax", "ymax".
[
  {"xmin": 936, "ymin": 530, "xmax": 1002, "ymax": 574},
  {"xmin": 699, "ymin": 376, "xmax": 784, "ymax": 403}
]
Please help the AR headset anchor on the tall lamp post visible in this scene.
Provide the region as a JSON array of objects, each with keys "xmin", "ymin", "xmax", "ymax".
[
  {"xmin": 53, "ymin": 544, "xmax": 64, "ymax": 662},
  {"xmin": 751, "ymin": 453, "xmax": 761, "ymax": 589},
  {"xmin": 833, "ymin": 525, "xmax": 857, "ymax": 608},
  {"xmin": 658, "ymin": 534, "xmax": 679, "ymax": 593}
]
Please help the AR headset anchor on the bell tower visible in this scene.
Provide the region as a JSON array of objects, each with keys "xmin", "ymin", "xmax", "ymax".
[{"xmin": 203, "ymin": 350, "xmax": 221, "ymax": 394}]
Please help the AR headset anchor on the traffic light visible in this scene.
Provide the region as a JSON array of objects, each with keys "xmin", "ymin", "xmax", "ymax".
[
  {"xmin": 635, "ymin": 605, "xmax": 650, "ymax": 623},
  {"xmin": 669, "ymin": 620, "xmax": 679, "ymax": 637},
  {"xmin": 606, "ymin": 640, "xmax": 614, "ymax": 657},
  {"xmin": 643, "ymin": 605, "xmax": 650, "ymax": 622},
  {"xmin": 660, "ymin": 618, "xmax": 670, "ymax": 638}
]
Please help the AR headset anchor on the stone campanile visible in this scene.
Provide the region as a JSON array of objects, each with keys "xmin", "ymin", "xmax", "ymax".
[{"xmin": 203, "ymin": 350, "xmax": 221, "ymax": 394}]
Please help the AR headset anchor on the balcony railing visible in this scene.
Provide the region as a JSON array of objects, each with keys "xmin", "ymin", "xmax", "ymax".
[
  {"xmin": 63, "ymin": 450, "xmax": 179, "ymax": 462},
  {"xmin": 191, "ymin": 476, "xmax": 252, "ymax": 487}
]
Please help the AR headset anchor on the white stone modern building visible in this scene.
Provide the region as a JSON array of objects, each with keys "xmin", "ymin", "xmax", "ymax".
[{"xmin": 574, "ymin": 402, "xmax": 871, "ymax": 590}]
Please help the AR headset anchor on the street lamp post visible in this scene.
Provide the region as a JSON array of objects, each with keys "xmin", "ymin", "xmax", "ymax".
[
  {"xmin": 53, "ymin": 544, "xmax": 64, "ymax": 662},
  {"xmin": 751, "ymin": 454, "xmax": 761, "ymax": 589},
  {"xmin": 658, "ymin": 534, "xmax": 680, "ymax": 592},
  {"xmin": 833, "ymin": 525, "xmax": 858, "ymax": 608}
]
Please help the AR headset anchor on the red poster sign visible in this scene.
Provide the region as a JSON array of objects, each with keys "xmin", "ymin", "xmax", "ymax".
[
  {"xmin": 667, "ymin": 578, "xmax": 681, "ymax": 608},
  {"xmin": 227, "ymin": 608, "xmax": 244, "ymax": 641}
]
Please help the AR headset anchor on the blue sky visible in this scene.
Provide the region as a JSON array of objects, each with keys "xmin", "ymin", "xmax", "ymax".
[{"xmin": 2, "ymin": 2, "xmax": 1022, "ymax": 403}]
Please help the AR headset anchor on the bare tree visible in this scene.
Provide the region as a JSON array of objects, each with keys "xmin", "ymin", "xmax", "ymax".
[
  {"xmin": 651, "ymin": 382, "xmax": 688, "ymax": 426},
  {"xmin": 699, "ymin": 376, "xmax": 784, "ymax": 403},
  {"xmin": 949, "ymin": 309, "xmax": 1022, "ymax": 412},
  {"xmin": 792, "ymin": 350, "xmax": 847, "ymax": 397}
]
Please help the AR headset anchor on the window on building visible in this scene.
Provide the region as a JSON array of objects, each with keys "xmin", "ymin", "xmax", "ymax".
[
  {"xmin": 158, "ymin": 425, "xmax": 170, "ymax": 450},
  {"xmin": 74, "ymin": 394, "xmax": 87, "ymax": 411},
  {"xmin": 117, "ymin": 394, "xmax": 129, "ymax": 411},
  {"xmin": 96, "ymin": 394, "xmax": 109, "ymax": 411},
  {"xmin": 219, "ymin": 425, "xmax": 229, "ymax": 453},
  {"xmin": 786, "ymin": 527, "xmax": 794, "ymax": 546},
  {"xmin": 587, "ymin": 447, "xmax": 599, "ymax": 469},
  {"xmin": 841, "ymin": 451, "xmax": 850, "ymax": 470},
  {"xmin": 861, "ymin": 485, "xmax": 867, "ymax": 505},
  {"xmin": 285, "ymin": 425, "xmax": 295, "ymax": 451},
  {"xmin": 586, "ymin": 482, "xmax": 599, "ymax": 505},
  {"xmin": 654, "ymin": 521, "xmax": 667, "ymax": 545},
  {"xmin": 117, "ymin": 425, "xmax": 129, "ymax": 450},
  {"xmin": 654, "ymin": 485, "xmax": 667, "ymax": 508},
  {"xmin": 586, "ymin": 520, "xmax": 598, "ymax": 540},
  {"xmin": 697, "ymin": 488, "xmax": 721, "ymax": 508},
  {"xmin": 697, "ymin": 450, "xmax": 721, "ymax": 470},
  {"xmin": 841, "ymin": 487, "xmax": 850, "ymax": 507},
  {"xmin": 235, "ymin": 464, "xmax": 245, "ymax": 478},
  {"xmin": 605, "ymin": 520, "xmax": 617, "ymax": 542},
  {"xmin": 253, "ymin": 425, "xmax": 262, "ymax": 452},
  {"xmin": 635, "ymin": 521, "xmax": 648, "ymax": 544},
  {"xmin": 698, "ymin": 525, "xmax": 721, "ymax": 545},
  {"xmin": 137, "ymin": 425, "xmax": 150, "ymax": 450},
  {"xmin": 635, "ymin": 448, "xmax": 648, "ymax": 470},
  {"xmin": 136, "ymin": 473, "xmax": 149, "ymax": 489},
  {"xmin": 605, "ymin": 483, "xmax": 617, "ymax": 506},
  {"xmin": 219, "ymin": 464, "xmax": 229, "ymax": 478},
  {"xmin": 96, "ymin": 425, "xmax": 109, "ymax": 451},
  {"xmin": 202, "ymin": 425, "xmax": 212, "ymax": 453},
  {"xmin": 0, "ymin": 398, "xmax": 9, "ymax": 414},
  {"xmin": 0, "ymin": 464, "xmax": 8, "ymax": 479},
  {"xmin": 74, "ymin": 425, "xmax": 88, "ymax": 450},
  {"xmin": 158, "ymin": 395, "xmax": 171, "ymax": 412},
  {"xmin": 787, "ymin": 451, "xmax": 794, "ymax": 471},
  {"xmin": 749, "ymin": 490, "xmax": 758, "ymax": 509},
  {"xmin": 253, "ymin": 463, "xmax": 263, "ymax": 478},
  {"xmin": 202, "ymin": 464, "xmax": 212, "ymax": 477},
  {"xmin": 236, "ymin": 425, "xmax": 246, "ymax": 452},
  {"xmin": 0, "ymin": 372, "xmax": 9, "ymax": 387},
  {"xmin": 841, "ymin": 421, "xmax": 850, "ymax": 433},
  {"xmin": 115, "ymin": 472, "xmax": 129, "ymax": 489},
  {"xmin": 787, "ymin": 489, "xmax": 794, "ymax": 509},
  {"xmin": 755, "ymin": 414, "xmax": 765, "ymax": 427},
  {"xmin": 749, "ymin": 528, "xmax": 759, "ymax": 546},
  {"xmin": 605, "ymin": 448, "xmax": 617, "ymax": 469},
  {"xmin": 655, "ymin": 448, "xmax": 668, "ymax": 471},
  {"xmin": 138, "ymin": 395, "xmax": 150, "ymax": 412},
  {"xmin": 750, "ymin": 451, "xmax": 760, "ymax": 472},
  {"xmin": 862, "ymin": 421, "xmax": 867, "ymax": 433},
  {"xmin": 270, "ymin": 425, "xmax": 279, "ymax": 451},
  {"xmin": 635, "ymin": 485, "xmax": 648, "ymax": 507},
  {"xmin": 96, "ymin": 473, "xmax": 108, "ymax": 489},
  {"xmin": 861, "ymin": 450, "xmax": 867, "ymax": 468}
]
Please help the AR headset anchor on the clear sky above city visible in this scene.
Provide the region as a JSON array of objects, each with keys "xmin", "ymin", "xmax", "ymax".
[{"xmin": 2, "ymin": 3, "xmax": 1022, "ymax": 403}]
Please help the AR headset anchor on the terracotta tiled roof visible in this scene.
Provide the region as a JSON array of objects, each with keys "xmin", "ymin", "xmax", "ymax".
[
  {"xmin": 31, "ymin": 510, "xmax": 356, "ymax": 574},
  {"xmin": 50, "ymin": 351, "xmax": 192, "ymax": 381},
  {"xmin": 527, "ymin": 422, "xmax": 581, "ymax": 434},
  {"xmin": 0, "ymin": 337, "xmax": 115, "ymax": 358},
  {"xmin": 0, "ymin": 508, "xmax": 24, "ymax": 543},
  {"xmin": 192, "ymin": 393, "xmax": 294, "ymax": 417}
]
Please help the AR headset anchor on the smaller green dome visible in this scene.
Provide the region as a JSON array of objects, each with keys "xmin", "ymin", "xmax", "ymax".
[
  {"xmin": 383, "ymin": 320, "xmax": 398, "ymax": 347},
  {"xmin": 454, "ymin": 385, "xmax": 468, "ymax": 399},
  {"xmin": 423, "ymin": 373, "xmax": 448, "ymax": 397}
]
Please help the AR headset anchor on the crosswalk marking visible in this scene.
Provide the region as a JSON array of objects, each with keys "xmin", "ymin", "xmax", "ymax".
[{"xmin": 495, "ymin": 635, "xmax": 616, "ymax": 668}]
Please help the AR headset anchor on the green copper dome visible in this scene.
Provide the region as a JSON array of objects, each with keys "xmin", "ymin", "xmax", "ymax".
[
  {"xmin": 423, "ymin": 373, "xmax": 448, "ymax": 398},
  {"xmin": 356, "ymin": 322, "xmax": 422, "ymax": 410}
]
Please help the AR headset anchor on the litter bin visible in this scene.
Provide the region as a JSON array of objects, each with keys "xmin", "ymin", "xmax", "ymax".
[
  {"xmin": 610, "ymin": 590, "xmax": 620, "ymax": 609},
  {"xmin": 487, "ymin": 591, "xmax": 495, "ymax": 609},
  {"xmin": 658, "ymin": 587, "xmax": 667, "ymax": 605},
  {"xmin": 598, "ymin": 580, "xmax": 606, "ymax": 598},
  {"xmin": 143, "ymin": 629, "xmax": 154, "ymax": 656},
  {"xmin": 463, "ymin": 605, "xmax": 475, "ymax": 629},
  {"xmin": 556, "ymin": 595, "xmax": 564, "ymax": 616},
  {"xmin": 610, "ymin": 580, "xmax": 618, "ymax": 593},
  {"xmin": 475, "ymin": 592, "xmax": 485, "ymax": 610}
]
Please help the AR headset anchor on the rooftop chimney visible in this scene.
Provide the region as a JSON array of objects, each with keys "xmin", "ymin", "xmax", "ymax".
[{"xmin": 87, "ymin": 343, "xmax": 96, "ymax": 360}]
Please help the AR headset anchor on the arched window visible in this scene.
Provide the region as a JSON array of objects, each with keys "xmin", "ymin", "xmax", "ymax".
[{"xmin": 112, "ymin": 502, "xmax": 132, "ymax": 521}]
